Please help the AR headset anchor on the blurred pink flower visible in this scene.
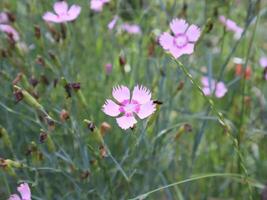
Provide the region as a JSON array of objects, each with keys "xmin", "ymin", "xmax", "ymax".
[
  {"xmin": 102, "ymin": 85, "xmax": 156, "ymax": 130},
  {"xmin": 43, "ymin": 1, "xmax": 81, "ymax": 23},
  {"xmin": 90, "ymin": 0, "xmax": 110, "ymax": 12},
  {"xmin": 201, "ymin": 77, "xmax": 228, "ymax": 98},
  {"xmin": 0, "ymin": 12, "xmax": 9, "ymax": 24},
  {"xmin": 219, "ymin": 16, "xmax": 243, "ymax": 39},
  {"xmin": 159, "ymin": 18, "xmax": 201, "ymax": 59},
  {"xmin": 120, "ymin": 23, "xmax": 141, "ymax": 34},
  {"xmin": 8, "ymin": 183, "xmax": 31, "ymax": 200},
  {"xmin": 259, "ymin": 57, "xmax": 267, "ymax": 68},
  {"xmin": 108, "ymin": 15, "xmax": 118, "ymax": 30},
  {"xmin": 105, "ymin": 63, "xmax": 112, "ymax": 74},
  {"xmin": 0, "ymin": 24, "xmax": 19, "ymax": 41}
]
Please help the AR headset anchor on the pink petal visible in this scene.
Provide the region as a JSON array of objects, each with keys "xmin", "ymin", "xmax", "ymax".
[
  {"xmin": 112, "ymin": 85, "xmax": 130, "ymax": 103},
  {"xmin": 90, "ymin": 0, "xmax": 104, "ymax": 12},
  {"xmin": 67, "ymin": 5, "xmax": 81, "ymax": 21},
  {"xmin": 260, "ymin": 57, "xmax": 267, "ymax": 68},
  {"xmin": 102, "ymin": 99, "xmax": 120, "ymax": 117},
  {"xmin": 0, "ymin": 24, "xmax": 20, "ymax": 41},
  {"xmin": 201, "ymin": 77, "xmax": 209, "ymax": 87},
  {"xmin": 116, "ymin": 115, "xmax": 137, "ymax": 130},
  {"xmin": 8, "ymin": 194, "xmax": 21, "ymax": 200},
  {"xmin": 0, "ymin": 12, "xmax": 9, "ymax": 24},
  {"xmin": 132, "ymin": 85, "xmax": 152, "ymax": 104},
  {"xmin": 42, "ymin": 12, "xmax": 61, "ymax": 23},
  {"xmin": 202, "ymin": 87, "xmax": 212, "ymax": 96},
  {"xmin": 108, "ymin": 15, "xmax": 118, "ymax": 30},
  {"xmin": 180, "ymin": 43, "xmax": 195, "ymax": 55},
  {"xmin": 53, "ymin": 1, "xmax": 68, "ymax": 15},
  {"xmin": 170, "ymin": 18, "xmax": 188, "ymax": 35},
  {"xmin": 186, "ymin": 24, "xmax": 201, "ymax": 42},
  {"xmin": 159, "ymin": 32, "xmax": 173, "ymax": 50},
  {"xmin": 137, "ymin": 101, "xmax": 156, "ymax": 119},
  {"xmin": 17, "ymin": 183, "xmax": 31, "ymax": 200},
  {"xmin": 169, "ymin": 45, "xmax": 183, "ymax": 59},
  {"xmin": 215, "ymin": 82, "xmax": 227, "ymax": 98}
]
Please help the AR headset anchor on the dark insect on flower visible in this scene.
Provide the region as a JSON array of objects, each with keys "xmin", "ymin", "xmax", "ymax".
[
  {"xmin": 13, "ymin": 90, "xmax": 24, "ymax": 103},
  {"xmin": 39, "ymin": 131, "xmax": 48, "ymax": 143}
]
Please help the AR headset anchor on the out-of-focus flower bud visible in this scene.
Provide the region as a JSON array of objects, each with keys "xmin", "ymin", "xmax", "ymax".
[
  {"xmin": 60, "ymin": 109, "xmax": 70, "ymax": 122},
  {"xmin": 100, "ymin": 122, "xmax": 111, "ymax": 136}
]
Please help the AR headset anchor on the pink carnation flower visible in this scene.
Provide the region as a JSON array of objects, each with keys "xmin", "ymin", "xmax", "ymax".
[
  {"xmin": 8, "ymin": 183, "xmax": 31, "ymax": 200},
  {"xmin": 159, "ymin": 18, "xmax": 201, "ymax": 59},
  {"xmin": 43, "ymin": 1, "xmax": 81, "ymax": 23},
  {"xmin": 108, "ymin": 15, "xmax": 118, "ymax": 30},
  {"xmin": 201, "ymin": 77, "xmax": 228, "ymax": 98},
  {"xmin": 259, "ymin": 57, "xmax": 267, "ymax": 68},
  {"xmin": 0, "ymin": 24, "xmax": 19, "ymax": 41},
  {"xmin": 102, "ymin": 85, "xmax": 156, "ymax": 130},
  {"xmin": 0, "ymin": 12, "xmax": 9, "ymax": 24},
  {"xmin": 90, "ymin": 0, "xmax": 110, "ymax": 12},
  {"xmin": 120, "ymin": 23, "xmax": 142, "ymax": 35},
  {"xmin": 219, "ymin": 16, "xmax": 243, "ymax": 39}
]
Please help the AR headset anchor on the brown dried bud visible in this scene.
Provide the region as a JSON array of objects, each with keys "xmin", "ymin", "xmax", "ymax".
[
  {"xmin": 80, "ymin": 171, "xmax": 90, "ymax": 180},
  {"xmin": 119, "ymin": 55, "xmax": 126, "ymax": 66},
  {"xmin": 29, "ymin": 76, "xmax": 39, "ymax": 87},
  {"xmin": 45, "ymin": 116, "xmax": 55, "ymax": 131},
  {"xmin": 0, "ymin": 158, "xmax": 7, "ymax": 168},
  {"xmin": 48, "ymin": 51, "xmax": 57, "ymax": 61},
  {"xmin": 13, "ymin": 90, "xmax": 24, "ymax": 103},
  {"xmin": 40, "ymin": 75, "xmax": 49, "ymax": 85},
  {"xmin": 99, "ymin": 145, "xmax": 108, "ymax": 158},
  {"xmin": 70, "ymin": 82, "xmax": 81, "ymax": 91},
  {"xmin": 60, "ymin": 109, "xmax": 69, "ymax": 122},
  {"xmin": 12, "ymin": 73, "xmax": 23, "ymax": 85},
  {"xmin": 36, "ymin": 55, "xmax": 45, "ymax": 67},
  {"xmin": 100, "ymin": 122, "xmax": 111, "ymax": 136},
  {"xmin": 6, "ymin": 12, "xmax": 16, "ymax": 22},
  {"xmin": 87, "ymin": 121, "xmax": 95, "ymax": 132},
  {"xmin": 34, "ymin": 25, "xmax": 41, "ymax": 39},
  {"xmin": 39, "ymin": 131, "xmax": 48, "ymax": 143}
]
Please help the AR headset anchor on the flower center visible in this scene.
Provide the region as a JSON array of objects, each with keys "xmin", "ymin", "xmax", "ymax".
[
  {"xmin": 119, "ymin": 100, "xmax": 140, "ymax": 117},
  {"xmin": 173, "ymin": 34, "xmax": 188, "ymax": 48}
]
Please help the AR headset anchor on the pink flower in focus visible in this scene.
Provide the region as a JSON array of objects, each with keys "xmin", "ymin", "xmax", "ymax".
[
  {"xmin": 90, "ymin": 0, "xmax": 110, "ymax": 12},
  {"xmin": 0, "ymin": 24, "xmax": 19, "ymax": 41},
  {"xmin": 102, "ymin": 85, "xmax": 156, "ymax": 130},
  {"xmin": 259, "ymin": 57, "xmax": 267, "ymax": 68},
  {"xmin": 108, "ymin": 15, "xmax": 118, "ymax": 30},
  {"xmin": 120, "ymin": 23, "xmax": 141, "ymax": 35},
  {"xmin": 8, "ymin": 183, "xmax": 31, "ymax": 200},
  {"xmin": 0, "ymin": 12, "xmax": 9, "ymax": 24},
  {"xmin": 219, "ymin": 16, "xmax": 243, "ymax": 39},
  {"xmin": 43, "ymin": 1, "xmax": 81, "ymax": 23},
  {"xmin": 201, "ymin": 77, "xmax": 228, "ymax": 98},
  {"xmin": 159, "ymin": 18, "xmax": 201, "ymax": 59}
]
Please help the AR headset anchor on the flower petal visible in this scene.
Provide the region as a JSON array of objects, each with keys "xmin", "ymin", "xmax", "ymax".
[
  {"xmin": 159, "ymin": 32, "xmax": 174, "ymax": 50},
  {"xmin": 186, "ymin": 24, "xmax": 201, "ymax": 42},
  {"xmin": 215, "ymin": 82, "xmax": 227, "ymax": 98},
  {"xmin": 260, "ymin": 57, "xmax": 267, "ymax": 68},
  {"xmin": 112, "ymin": 85, "xmax": 130, "ymax": 103},
  {"xmin": 42, "ymin": 12, "xmax": 61, "ymax": 23},
  {"xmin": 116, "ymin": 116, "xmax": 137, "ymax": 130},
  {"xmin": 170, "ymin": 18, "xmax": 188, "ymax": 35},
  {"xmin": 102, "ymin": 99, "xmax": 120, "ymax": 117},
  {"xmin": 54, "ymin": 1, "xmax": 68, "ymax": 15},
  {"xmin": 17, "ymin": 183, "xmax": 31, "ymax": 200},
  {"xmin": 66, "ymin": 5, "xmax": 81, "ymax": 21},
  {"xmin": 137, "ymin": 101, "xmax": 156, "ymax": 119},
  {"xmin": 169, "ymin": 45, "xmax": 183, "ymax": 59},
  {"xmin": 8, "ymin": 194, "xmax": 21, "ymax": 200},
  {"xmin": 202, "ymin": 87, "xmax": 212, "ymax": 96},
  {"xmin": 90, "ymin": 0, "xmax": 104, "ymax": 12},
  {"xmin": 132, "ymin": 85, "xmax": 152, "ymax": 104},
  {"xmin": 0, "ymin": 24, "xmax": 20, "ymax": 41},
  {"xmin": 180, "ymin": 43, "xmax": 195, "ymax": 55}
]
